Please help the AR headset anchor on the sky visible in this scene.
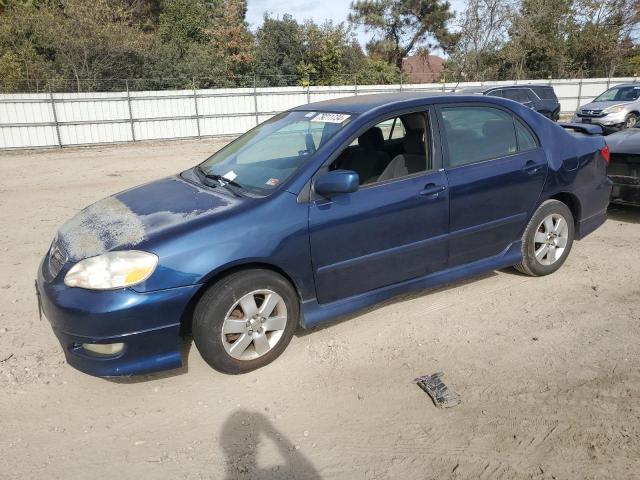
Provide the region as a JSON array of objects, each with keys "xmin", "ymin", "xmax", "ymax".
[{"xmin": 245, "ymin": 0, "xmax": 467, "ymax": 54}]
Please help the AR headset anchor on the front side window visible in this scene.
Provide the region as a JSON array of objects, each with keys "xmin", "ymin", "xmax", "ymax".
[
  {"xmin": 441, "ymin": 106, "xmax": 518, "ymax": 167},
  {"xmin": 594, "ymin": 86, "xmax": 640, "ymax": 102},
  {"xmin": 331, "ymin": 112, "xmax": 430, "ymax": 185},
  {"xmin": 198, "ymin": 110, "xmax": 352, "ymax": 195}
]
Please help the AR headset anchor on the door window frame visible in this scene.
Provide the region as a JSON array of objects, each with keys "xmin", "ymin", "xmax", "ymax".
[
  {"xmin": 434, "ymin": 102, "xmax": 541, "ymax": 170},
  {"xmin": 308, "ymin": 105, "xmax": 442, "ymax": 201}
]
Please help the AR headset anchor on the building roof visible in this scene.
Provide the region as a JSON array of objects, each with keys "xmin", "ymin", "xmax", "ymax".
[{"xmin": 402, "ymin": 55, "xmax": 445, "ymax": 83}]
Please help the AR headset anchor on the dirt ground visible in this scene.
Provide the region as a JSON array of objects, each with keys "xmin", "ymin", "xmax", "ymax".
[{"xmin": 0, "ymin": 139, "xmax": 639, "ymax": 480}]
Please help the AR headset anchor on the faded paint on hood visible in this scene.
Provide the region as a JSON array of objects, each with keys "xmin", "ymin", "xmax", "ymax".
[{"xmin": 58, "ymin": 174, "xmax": 239, "ymax": 261}]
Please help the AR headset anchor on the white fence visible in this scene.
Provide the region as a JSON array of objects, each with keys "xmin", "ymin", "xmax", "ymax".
[{"xmin": 1, "ymin": 76, "xmax": 637, "ymax": 150}]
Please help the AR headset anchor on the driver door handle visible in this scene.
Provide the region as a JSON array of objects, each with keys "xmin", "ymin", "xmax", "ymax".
[{"xmin": 419, "ymin": 183, "xmax": 447, "ymax": 198}]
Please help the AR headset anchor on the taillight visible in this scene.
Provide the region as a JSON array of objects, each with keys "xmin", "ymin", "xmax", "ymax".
[{"xmin": 600, "ymin": 145, "xmax": 610, "ymax": 166}]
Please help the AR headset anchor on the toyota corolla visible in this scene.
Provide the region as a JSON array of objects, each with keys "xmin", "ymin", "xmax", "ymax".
[{"xmin": 36, "ymin": 93, "xmax": 612, "ymax": 377}]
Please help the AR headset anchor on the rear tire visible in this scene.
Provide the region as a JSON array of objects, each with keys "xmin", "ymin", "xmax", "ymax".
[
  {"xmin": 514, "ymin": 200, "xmax": 575, "ymax": 276},
  {"xmin": 193, "ymin": 269, "xmax": 299, "ymax": 374}
]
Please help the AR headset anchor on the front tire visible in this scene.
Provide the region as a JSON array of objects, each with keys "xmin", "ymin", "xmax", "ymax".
[
  {"xmin": 515, "ymin": 200, "xmax": 575, "ymax": 276},
  {"xmin": 193, "ymin": 269, "xmax": 299, "ymax": 374},
  {"xmin": 623, "ymin": 113, "xmax": 638, "ymax": 129}
]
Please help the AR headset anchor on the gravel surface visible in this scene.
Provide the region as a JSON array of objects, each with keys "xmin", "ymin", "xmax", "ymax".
[{"xmin": 1, "ymin": 139, "xmax": 639, "ymax": 479}]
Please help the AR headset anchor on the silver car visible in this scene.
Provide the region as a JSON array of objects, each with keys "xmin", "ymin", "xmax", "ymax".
[{"xmin": 572, "ymin": 83, "xmax": 640, "ymax": 130}]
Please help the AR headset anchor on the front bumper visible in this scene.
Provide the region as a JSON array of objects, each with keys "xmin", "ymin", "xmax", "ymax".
[
  {"xmin": 37, "ymin": 259, "xmax": 200, "ymax": 377},
  {"xmin": 571, "ymin": 111, "xmax": 627, "ymax": 127}
]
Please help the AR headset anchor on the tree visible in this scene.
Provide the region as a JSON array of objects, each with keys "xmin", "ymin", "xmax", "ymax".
[
  {"xmin": 0, "ymin": 0, "xmax": 149, "ymax": 91},
  {"xmin": 445, "ymin": 0, "xmax": 514, "ymax": 81},
  {"xmin": 502, "ymin": 0, "xmax": 574, "ymax": 78},
  {"xmin": 349, "ymin": 0, "xmax": 457, "ymax": 69},
  {"xmin": 144, "ymin": 0, "xmax": 254, "ymax": 87},
  {"xmin": 297, "ymin": 20, "xmax": 359, "ymax": 85},
  {"xmin": 567, "ymin": 0, "xmax": 640, "ymax": 77},
  {"xmin": 254, "ymin": 14, "xmax": 305, "ymax": 85}
]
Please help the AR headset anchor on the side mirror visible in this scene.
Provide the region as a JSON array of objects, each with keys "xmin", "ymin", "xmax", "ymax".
[{"xmin": 314, "ymin": 170, "xmax": 359, "ymax": 197}]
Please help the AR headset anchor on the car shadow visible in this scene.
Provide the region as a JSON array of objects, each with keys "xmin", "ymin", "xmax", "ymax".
[
  {"xmin": 220, "ymin": 409, "xmax": 321, "ymax": 479},
  {"xmin": 607, "ymin": 203, "xmax": 639, "ymax": 224}
]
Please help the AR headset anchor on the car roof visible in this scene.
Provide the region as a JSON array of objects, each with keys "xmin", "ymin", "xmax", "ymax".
[
  {"xmin": 292, "ymin": 91, "xmax": 452, "ymax": 114},
  {"xmin": 457, "ymin": 84, "xmax": 542, "ymax": 94},
  {"xmin": 610, "ymin": 83, "xmax": 640, "ymax": 88}
]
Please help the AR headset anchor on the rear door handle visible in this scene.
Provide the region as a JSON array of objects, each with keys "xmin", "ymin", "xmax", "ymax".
[
  {"xmin": 522, "ymin": 161, "xmax": 543, "ymax": 175},
  {"xmin": 419, "ymin": 183, "xmax": 447, "ymax": 198}
]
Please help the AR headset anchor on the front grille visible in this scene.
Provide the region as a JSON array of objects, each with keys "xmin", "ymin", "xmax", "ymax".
[
  {"xmin": 48, "ymin": 238, "xmax": 68, "ymax": 278},
  {"xmin": 579, "ymin": 109, "xmax": 604, "ymax": 117}
]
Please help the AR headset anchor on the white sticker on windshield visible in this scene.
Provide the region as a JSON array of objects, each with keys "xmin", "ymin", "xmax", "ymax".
[
  {"xmin": 223, "ymin": 170, "xmax": 237, "ymax": 181},
  {"xmin": 311, "ymin": 113, "xmax": 351, "ymax": 124}
]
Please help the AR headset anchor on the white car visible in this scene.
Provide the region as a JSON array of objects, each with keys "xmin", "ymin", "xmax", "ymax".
[{"xmin": 572, "ymin": 84, "xmax": 640, "ymax": 130}]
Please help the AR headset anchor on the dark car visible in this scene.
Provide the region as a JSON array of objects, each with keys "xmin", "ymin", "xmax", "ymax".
[
  {"xmin": 606, "ymin": 127, "xmax": 640, "ymax": 205},
  {"xmin": 456, "ymin": 85, "xmax": 561, "ymax": 120},
  {"xmin": 36, "ymin": 92, "xmax": 611, "ymax": 377}
]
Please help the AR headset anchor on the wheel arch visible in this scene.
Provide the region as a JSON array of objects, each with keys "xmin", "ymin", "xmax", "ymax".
[
  {"xmin": 179, "ymin": 261, "xmax": 302, "ymax": 334},
  {"xmin": 547, "ymin": 191, "xmax": 581, "ymax": 226}
]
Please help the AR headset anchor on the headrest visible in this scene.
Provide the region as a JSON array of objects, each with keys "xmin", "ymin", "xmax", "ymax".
[
  {"xmin": 403, "ymin": 129, "xmax": 424, "ymax": 155},
  {"xmin": 358, "ymin": 127, "xmax": 384, "ymax": 149},
  {"xmin": 482, "ymin": 119, "xmax": 512, "ymax": 138}
]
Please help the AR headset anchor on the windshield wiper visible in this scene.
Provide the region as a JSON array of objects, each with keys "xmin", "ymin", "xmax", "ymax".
[{"xmin": 196, "ymin": 166, "xmax": 244, "ymax": 197}]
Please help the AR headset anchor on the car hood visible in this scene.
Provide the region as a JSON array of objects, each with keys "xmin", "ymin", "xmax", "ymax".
[
  {"xmin": 605, "ymin": 128, "xmax": 640, "ymax": 155},
  {"xmin": 580, "ymin": 100, "xmax": 630, "ymax": 111},
  {"xmin": 56, "ymin": 172, "xmax": 243, "ymax": 261}
]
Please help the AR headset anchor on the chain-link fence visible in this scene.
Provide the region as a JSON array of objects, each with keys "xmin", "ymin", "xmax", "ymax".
[{"xmin": 0, "ymin": 74, "xmax": 638, "ymax": 150}]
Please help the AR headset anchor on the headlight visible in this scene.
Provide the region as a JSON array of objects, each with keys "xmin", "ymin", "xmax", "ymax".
[
  {"xmin": 603, "ymin": 105, "xmax": 625, "ymax": 114},
  {"xmin": 64, "ymin": 251, "xmax": 158, "ymax": 290}
]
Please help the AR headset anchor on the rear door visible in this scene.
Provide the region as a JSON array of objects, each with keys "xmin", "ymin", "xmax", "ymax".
[{"xmin": 436, "ymin": 103, "xmax": 547, "ymax": 266}]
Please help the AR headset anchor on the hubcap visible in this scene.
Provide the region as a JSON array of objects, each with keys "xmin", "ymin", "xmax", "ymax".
[
  {"xmin": 221, "ymin": 290, "xmax": 287, "ymax": 361},
  {"xmin": 626, "ymin": 116, "xmax": 637, "ymax": 128},
  {"xmin": 533, "ymin": 213, "xmax": 569, "ymax": 266}
]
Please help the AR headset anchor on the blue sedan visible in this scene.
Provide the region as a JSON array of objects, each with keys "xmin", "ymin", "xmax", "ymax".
[{"xmin": 36, "ymin": 93, "xmax": 612, "ymax": 376}]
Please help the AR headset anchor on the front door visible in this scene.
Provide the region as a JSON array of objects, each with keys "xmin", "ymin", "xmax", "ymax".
[{"xmin": 309, "ymin": 110, "xmax": 449, "ymax": 304}]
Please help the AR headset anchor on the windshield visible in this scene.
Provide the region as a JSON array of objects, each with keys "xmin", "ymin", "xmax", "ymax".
[
  {"xmin": 594, "ymin": 85, "xmax": 640, "ymax": 102},
  {"xmin": 198, "ymin": 110, "xmax": 353, "ymax": 195}
]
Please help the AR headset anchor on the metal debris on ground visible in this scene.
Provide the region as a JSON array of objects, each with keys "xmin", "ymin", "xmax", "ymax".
[{"xmin": 413, "ymin": 372, "xmax": 461, "ymax": 408}]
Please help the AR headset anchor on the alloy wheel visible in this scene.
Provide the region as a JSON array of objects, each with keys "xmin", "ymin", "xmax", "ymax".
[
  {"xmin": 221, "ymin": 290, "xmax": 288, "ymax": 361},
  {"xmin": 533, "ymin": 213, "xmax": 569, "ymax": 266}
]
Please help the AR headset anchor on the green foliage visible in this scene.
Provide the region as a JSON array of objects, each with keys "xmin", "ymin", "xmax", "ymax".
[
  {"xmin": 349, "ymin": 0, "xmax": 457, "ymax": 68},
  {"xmin": 446, "ymin": 0, "xmax": 640, "ymax": 81}
]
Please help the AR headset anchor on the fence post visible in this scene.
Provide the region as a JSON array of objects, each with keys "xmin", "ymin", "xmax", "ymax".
[
  {"xmin": 48, "ymin": 85, "xmax": 62, "ymax": 148},
  {"xmin": 192, "ymin": 77, "xmax": 201, "ymax": 138},
  {"xmin": 253, "ymin": 75, "xmax": 259, "ymax": 126},
  {"xmin": 354, "ymin": 75, "xmax": 358, "ymax": 96},
  {"xmin": 306, "ymin": 82, "xmax": 311, "ymax": 104},
  {"xmin": 577, "ymin": 78, "xmax": 583, "ymax": 111},
  {"xmin": 399, "ymin": 72, "xmax": 403, "ymax": 92},
  {"xmin": 125, "ymin": 79, "xmax": 136, "ymax": 142}
]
